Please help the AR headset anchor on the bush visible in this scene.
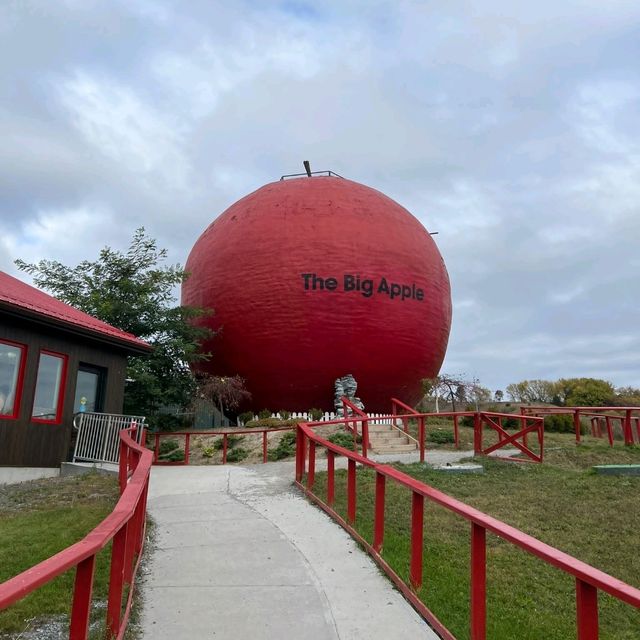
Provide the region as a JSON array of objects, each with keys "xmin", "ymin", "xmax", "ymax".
[
  {"xmin": 427, "ymin": 429, "xmax": 455, "ymax": 444},
  {"xmin": 269, "ymin": 431, "xmax": 297, "ymax": 460},
  {"xmin": 308, "ymin": 408, "xmax": 323, "ymax": 421},
  {"xmin": 245, "ymin": 418, "xmax": 300, "ymax": 429},
  {"xmin": 226, "ymin": 447, "xmax": 248, "ymax": 463},
  {"xmin": 258, "ymin": 409, "xmax": 272, "ymax": 420},
  {"xmin": 502, "ymin": 417, "xmax": 520, "ymax": 430},
  {"xmin": 460, "ymin": 415, "xmax": 475, "ymax": 428},
  {"xmin": 278, "ymin": 409, "xmax": 291, "ymax": 420},
  {"xmin": 237, "ymin": 411, "xmax": 254, "ymax": 425},
  {"xmin": 202, "ymin": 446, "xmax": 215, "ymax": 458},
  {"xmin": 161, "ymin": 449, "xmax": 185, "ymax": 462},
  {"xmin": 544, "ymin": 413, "xmax": 585, "ymax": 434},
  {"xmin": 213, "ymin": 434, "xmax": 245, "ymax": 450},
  {"xmin": 159, "ymin": 439, "xmax": 179, "ymax": 455},
  {"xmin": 327, "ymin": 431, "xmax": 357, "ymax": 451}
]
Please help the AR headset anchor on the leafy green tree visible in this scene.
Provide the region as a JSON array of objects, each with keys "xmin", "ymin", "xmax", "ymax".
[
  {"xmin": 555, "ymin": 378, "xmax": 615, "ymax": 407},
  {"xmin": 16, "ymin": 228, "xmax": 212, "ymax": 416},
  {"xmin": 494, "ymin": 389, "xmax": 504, "ymax": 402}
]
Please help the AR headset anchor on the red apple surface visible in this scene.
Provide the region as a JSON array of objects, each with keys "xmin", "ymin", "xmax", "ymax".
[{"xmin": 182, "ymin": 176, "xmax": 451, "ymax": 412}]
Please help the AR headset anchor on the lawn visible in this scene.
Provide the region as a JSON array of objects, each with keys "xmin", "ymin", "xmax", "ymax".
[
  {"xmin": 0, "ymin": 473, "xmax": 120, "ymax": 636},
  {"xmin": 310, "ymin": 436, "xmax": 640, "ymax": 640}
]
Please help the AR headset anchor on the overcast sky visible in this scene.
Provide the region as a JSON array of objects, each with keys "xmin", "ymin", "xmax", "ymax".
[{"xmin": 1, "ymin": 1, "xmax": 639, "ymax": 392}]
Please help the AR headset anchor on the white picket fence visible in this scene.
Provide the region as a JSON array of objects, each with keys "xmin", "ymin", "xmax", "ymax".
[
  {"xmin": 72, "ymin": 412, "xmax": 146, "ymax": 464},
  {"xmin": 238, "ymin": 411, "xmax": 393, "ymax": 426}
]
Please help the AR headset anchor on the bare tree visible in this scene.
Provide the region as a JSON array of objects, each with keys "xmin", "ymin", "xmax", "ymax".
[{"xmin": 196, "ymin": 375, "xmax": 251, "ymax": 421}]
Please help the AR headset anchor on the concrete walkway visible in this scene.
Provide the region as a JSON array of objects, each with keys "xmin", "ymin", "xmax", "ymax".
[
  {"xmin": 139, "ymin": 450, "xmax": 510, "ymax": 639},
  {"xmin": 139, "ymin": 459, "xmax": 439, "ymax": 639}
]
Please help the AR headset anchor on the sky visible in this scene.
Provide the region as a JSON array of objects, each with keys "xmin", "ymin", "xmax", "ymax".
[{"xmin": 1, "ymin": 0, "xmax": 639, "ymax": 393}]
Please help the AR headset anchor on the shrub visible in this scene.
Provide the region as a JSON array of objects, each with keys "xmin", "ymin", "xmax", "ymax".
[
  {"xmin": 308, "ymin": 408, "xmax": 323, "ymax": 421},
  {"xmin": 327, "ymin": 431, "xmax": 357, "ymax": 451},
  {"xmin": 159, "ymin": 439, "xmax": 179, "ymax": 455},
  {"xmin": 226, "ymin": 447, "xmax": 248, "ymax": 463},
  {"xmin": 502, "ymin": 417, "xmax": 520, "ymax": 430},
  {"xmin": 161, "ymin": 449, "xmax": 185, "ymax": 462},
  {"xmin": 544, "ymin": 413, "xmax": 585, "ymax": 434},
  {"xmin": 213, "ymin": 434, "xmax": 245, "ymax": 450},
  {"xmin": 427, "ymin": 429, "xmax": 455, "ymax": 444},
  {"xmin": 202, "ymin": 446, "xmax": 215, "ymax": 458},
  {"xmin": 258, "ymin": 409, "xmax": 272, "ymax": 420},
  {"xmin": 460, "ymin": 415, "xmax": 475, "ymax": 428},
  {"xmin": 237, "ymin": 411, "xmax": 254, "ymax": 426},
  {"xmin": 269, "ymin": 431, "xmax": 297, "ymax": 460},
  {"xmin": 278, "ymin": 409, "xmax": 291, "ymax": 420},
  {"xmin": 245, "ymin": 418, "xmax": 300, "ymax": 429}
]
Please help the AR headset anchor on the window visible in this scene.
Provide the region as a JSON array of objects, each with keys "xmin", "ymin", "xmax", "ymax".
[
  {"xmin": 74, "ymin": 365, "xmax": 106, "ymax": 413},
  {"xmin": 32, "ymin": 350, "xmax": 68, "ymax": 423},
  {"xmin": 0, "ymin": 339, "xmax": 26, "ymax": 419}
]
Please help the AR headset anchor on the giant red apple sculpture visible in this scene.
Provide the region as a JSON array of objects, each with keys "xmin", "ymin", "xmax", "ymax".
[{"xmin": 182, "ymin": 175, "xmax": 451, "ymax": 412}]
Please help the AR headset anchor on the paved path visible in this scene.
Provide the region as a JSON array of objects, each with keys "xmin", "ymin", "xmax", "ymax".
[
  {"xmin": 139, "ymin": 456, "xmax": 443, "ymax": 639},
  {"xmin": 139, "ymin": 449, "xmax": 515, "ymax": 639}
]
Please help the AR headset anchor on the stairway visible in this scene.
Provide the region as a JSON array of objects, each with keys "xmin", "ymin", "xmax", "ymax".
[{"xmin": 367, "ymin": 423, "xmax": 418, "ymax": 454}]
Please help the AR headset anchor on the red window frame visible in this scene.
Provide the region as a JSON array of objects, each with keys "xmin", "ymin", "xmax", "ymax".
[
  {"xmin": 0, "ymin": 338, "xmax": 27, "ymax": 420},
  {"xmin": 31, "ymin": 349, "xmax": 68, "ymax": 425}
]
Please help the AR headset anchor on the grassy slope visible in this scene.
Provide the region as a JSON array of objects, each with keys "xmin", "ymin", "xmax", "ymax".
[
  {"xmin": 312, "ymin": 437, "xmax": 640, "ymax": 640},
  {"xmin": 0, "ymin": 473, "xmax": 119, "ymax": 634}
]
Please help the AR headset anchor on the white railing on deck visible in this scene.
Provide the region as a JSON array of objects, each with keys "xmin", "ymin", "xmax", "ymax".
[{"xmin": 72, "ymin": 412, "xmax": 146, "ymax": 464}]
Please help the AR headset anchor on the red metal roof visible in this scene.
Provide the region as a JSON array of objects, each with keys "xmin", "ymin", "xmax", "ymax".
[{"xmin": 0, "ymin": 271, "xmax": 151, "ymax": 352}]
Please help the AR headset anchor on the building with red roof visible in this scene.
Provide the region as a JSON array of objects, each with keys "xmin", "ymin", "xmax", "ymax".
[{"xmin": 0, "ymin": 271, "xmax": 151, "ymax": 467}]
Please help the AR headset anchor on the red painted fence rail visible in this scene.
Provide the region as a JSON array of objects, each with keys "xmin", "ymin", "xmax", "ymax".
[
  {"xmin": 295, "ymin": 420, "xmax": 640, "ymax": 640},
  {"xmin": 151, "ymin": 426, "xmax": 295, "ymax": 465},
  {"xmin": 0, "ymin": 427, "xmax": 152, "ymax": 640}
]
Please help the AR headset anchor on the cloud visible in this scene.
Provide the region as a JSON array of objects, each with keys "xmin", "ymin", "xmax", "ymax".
[{"xmin": 1, "ymin": 0, "xmax": 639, "ymax": 391}]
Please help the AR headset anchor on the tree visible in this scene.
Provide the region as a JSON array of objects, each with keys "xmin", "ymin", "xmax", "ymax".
[
  {"xmin": 555, "ymin": 378, "xmax": 614, "ymax": 407},
  {"xmin": 195, "ymin": 375, "xmax": 251, "ymax": 419},
  {"xmin": 613, "ymin": 387, "xmax": 640, "ymax": 406},
  {"xmin": 16, "ymin": 228, "xmax": 212, "ymax": 417},
  {"xmin": 494, "ymin": 389, "xmax": 504, "ymax": 402}
]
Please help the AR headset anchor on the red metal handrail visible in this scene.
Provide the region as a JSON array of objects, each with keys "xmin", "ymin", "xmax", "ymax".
[
  {"xmin": 521, "ymin": 406, "xmax": 640, "ymax": 446},
  {"xmin": 152, "ymin": 426, "xmax": 296, "ymax": 465},
  {"xmin": 295, "ymin": 421, "xmax": 640, "ymax": 640},
  {"xmin": 0, "ymin": 427, "xmax": 152, "ymax": 640}
]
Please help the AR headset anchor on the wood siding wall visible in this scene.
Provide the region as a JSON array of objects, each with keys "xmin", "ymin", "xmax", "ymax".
[{"xmin": 0, "ymin": 314, "xmax": 131, "ymax": 467}]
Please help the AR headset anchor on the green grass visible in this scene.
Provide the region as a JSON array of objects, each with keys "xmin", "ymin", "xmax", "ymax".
[
  {"xmin": 0, "ymin": 473, "xmax": 119, "ymax": 635},
  {"xmin": 311, "ymin": 438, "xmax": 640, "ymax": 640}
]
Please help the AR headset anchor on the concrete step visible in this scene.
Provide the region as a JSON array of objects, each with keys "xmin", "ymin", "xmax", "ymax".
[
  {"xmin": 371, "ymin": 443, "xmax": 418, "ymax": 453},
  {"xmin": 367, "ymin": 424, "xmax": 397, "ymax": 433},
  {"xmin": 369, "ymin": 435, "xmax": 410, "ymax": 445}
]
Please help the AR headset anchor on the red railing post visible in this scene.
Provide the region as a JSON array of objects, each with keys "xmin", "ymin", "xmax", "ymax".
[
  {"xmin": 470, "ymin": 523, "xmax": 487, "ymax": 640},
  {"xmin": 262, "ymin": 431, "xmax": 268, "ymax": 463},
  {"xmin": 419, "ymin": 416, "xmax": 425, "ymax": 463},
  {"xmin": 222, "ymin": 434, "xmax": 228, "ymax": 464},
  {"xmin": 347, "ymin": 459, "xmax": 356, "ymax": 524},
  {"xmin": 635, "ymin": 417, "xmax": 640, "ymax": 443},
  {"xmin": 106, "ymin": 524, "xmax": 128, "ymax": 637},
  {"xmin": 410, "ymin": 492, "xmax": 424, "ymax": 589},
  {"xmin": 624, "ymin": 409, "xmax": 633, "ymax": 446},
  {"xmin": 453, "ymin": 414, "xmax": 459, "ymax": 448},
  {"xmin": 473, "ymin": 413, "xmax": 482, "ymax": 454},
  {"xmin": 373, "ymin": 472, "xmax": 386, "ymax": 552},
  {"xmin": 295, "ymin": 427, "xmax": 305, "ymax": 482},
  {"xmin": 574, "ymin": 410, "xmax": 581, "ymax": 443},
  {"xmin": 538, "ymin": 418, "xmax": 544, "ymax": 463},
  {"xmin": 362, "ymin": 418, "xmax": 369, "ymax": 457},
  {"xmin": 327, "ymin": 450, "xmax": 335, "ymax": 505},
  {"xmin": 521, "ymin": 407, "xmax": 529, "ymax": 449},
  {"xmin": 184, "ymin": 433, "xmax": 190, "ymax": 465},
  {"xmin": 576, "ymin": 579, "xmax": 598, "ymax": 640},
  {"xmin": 605, "ymin": 416, "xmax": 613, "ymax": 447},
  {"xmin": 307, "ymin": 440, "xmax": 316, "ymax": 491},
  {"xmin": 69, "ymin": 555, "xmax": 96, "ymax": 640}
]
